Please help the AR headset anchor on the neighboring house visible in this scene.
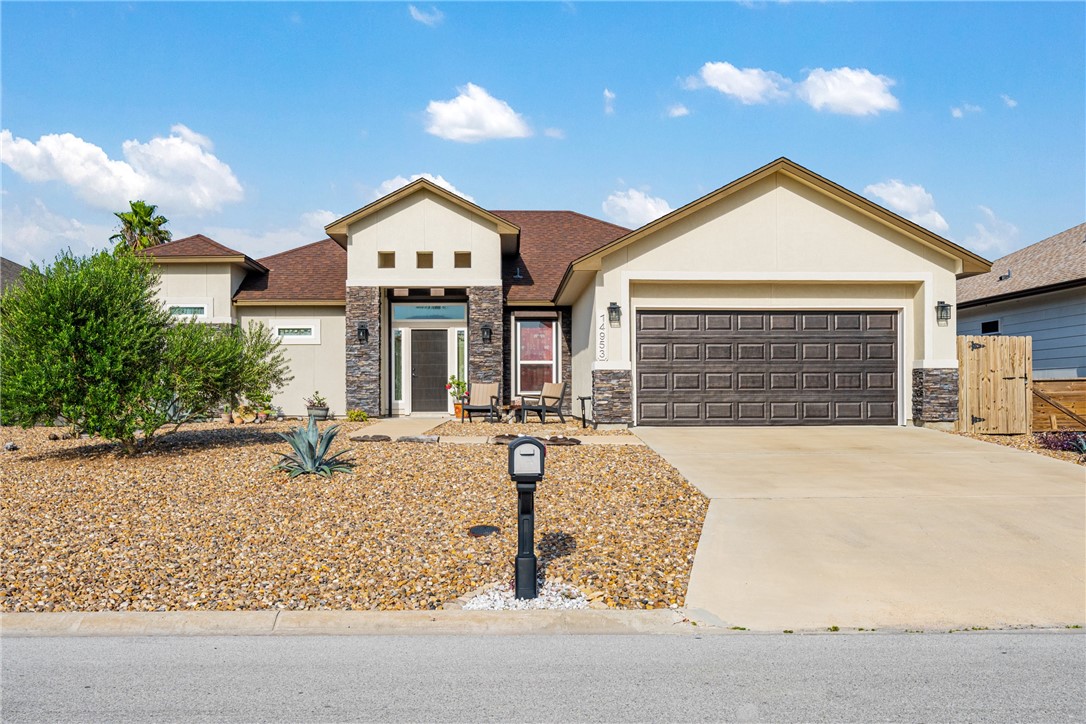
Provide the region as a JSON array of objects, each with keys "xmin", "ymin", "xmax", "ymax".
[
  {"xmin": 957, "ymin": 222, "xmax": 1086, "ymax": 379},
  {"xmin": 1, "ymin": 257, "xmax": 29, "ymax": 293},
  {"xmin": 146, "ymin": 157, "xmax": 991, "ymax": 426}
]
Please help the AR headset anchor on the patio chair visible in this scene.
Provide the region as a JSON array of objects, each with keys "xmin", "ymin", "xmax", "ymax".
[
  {"xmin": 459, "ymin": 382, "xmax": 500, "ymax": 422},
  {"xmin": 518, "ymin": 381, "xmax": 567, "ymax": 424}
]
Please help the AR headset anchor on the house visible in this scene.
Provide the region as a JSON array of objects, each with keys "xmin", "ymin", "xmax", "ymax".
[
  {"xmin": 146, "ymin": 157, "xmax": 991, "ymax": 426},
  {"xmin": 1, "ymin": 257, "xmax": 29, "ymax": 293},
  {"xmin": 957, "ymin": 222, "xmax": 1086, "ymax": 379}
]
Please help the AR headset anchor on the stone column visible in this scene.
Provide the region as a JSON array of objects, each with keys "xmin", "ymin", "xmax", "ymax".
[
  {"xmin": 912, "ymin": 368, "xmax": 959, "ymax": 428},
  {"xmin": 591, "ymin": 369, "xmax": 633, "ymax": 425},
  {"xmin": 468, "ymin": 286, "xmax": 503, "ymax": 395},
  {"xmin": 346, "ymin": 286, "xmax": 381, "ymax": 416}
]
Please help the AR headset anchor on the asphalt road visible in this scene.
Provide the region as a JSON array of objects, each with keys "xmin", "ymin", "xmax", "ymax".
[{"xmin": 3, "ymin": 632, "xmax": 1083, "ymax": 722}]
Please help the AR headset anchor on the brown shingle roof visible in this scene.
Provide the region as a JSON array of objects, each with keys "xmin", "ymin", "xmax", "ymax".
[
  {"xmin": 957, "ymin": 222, "xmax": 1086, "ymax": 306},
  {"xmin": 143, "ymin": 234, "xmax": 247, "ymax": 259},
  {"xmin": 492, "ymin": 211, "xmax": 630, "ymax": 303},
  {"xmin": 234, "ymin": 239, "xmax": 346, "ymax": 303}
]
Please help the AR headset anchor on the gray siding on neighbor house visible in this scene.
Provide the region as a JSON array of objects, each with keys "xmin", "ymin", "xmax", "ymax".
[{"xmin": 957, "ymin": 286, "xmax": 1086, "ymax": 378}]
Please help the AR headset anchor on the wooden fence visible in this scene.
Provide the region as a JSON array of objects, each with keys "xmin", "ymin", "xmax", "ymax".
[
  {"xmin": 1032, "ymin": 379, "xmax": 1086, "ymax": 431},
  {"xmin": 957, "ymin": 335, "xmax": 1033, "ymax": 435}
]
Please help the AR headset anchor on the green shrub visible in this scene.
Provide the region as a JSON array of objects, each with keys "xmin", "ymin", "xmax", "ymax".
[
  {"xmin": 0, "ymin": 249, "xmax": 292, "ymax": 454},
  {"xmin": 274, "ymin": 417, "xmax": 354, "ymax": 478},
  {"xmin": 346, "ymin": 409, "xmax": 368, "ymax": 422}
]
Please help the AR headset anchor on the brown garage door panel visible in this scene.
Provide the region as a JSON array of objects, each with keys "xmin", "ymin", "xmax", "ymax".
[{"xmin": 636, "ymin": 311, "xmax": 898, "ymax": 426}]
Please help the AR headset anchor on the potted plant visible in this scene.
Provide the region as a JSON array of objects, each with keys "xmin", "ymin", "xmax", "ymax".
[
  {"xmin": 446, "ymin": 375, "xmax": 467, "ymax": 418},
  {"xmin": 305, "ymin": 391, "xmax": 329, "ymax": 421}
]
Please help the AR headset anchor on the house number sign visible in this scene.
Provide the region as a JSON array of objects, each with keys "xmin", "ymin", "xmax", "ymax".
[{"xmin": 596, "ymin": 313, "xmax": 608, "ymax": 361}]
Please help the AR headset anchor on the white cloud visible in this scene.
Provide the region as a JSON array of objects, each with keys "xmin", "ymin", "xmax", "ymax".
[
  {"xmin": 372, "ymin": 173, "xmax": 474, "ymax": 202},
  {"xmin": 690, "ymin": 61, "xmax": 790, "ymax": 104},
  {"xmin": 1001, "ymin": 93, "xmax": 1018, "ymax": 108},
  {"xmin": 667, "ymin": 104, "xmax": 690, "ymax": 118},
  {"xmin": 424, "ymin": 83, "xmax": 532, "ymax": 143},
  {"xmin": 199, "ymin": 209, "xmax": 345, "ymax": 259},
  {"xmin": 863, "ymin": 179, "xmax": 949, "ymax": 232},
  {"xmin": 0, "ymin": 125, "xmax": 243, "ymax": 214},
  {"xmin": 543, "ymin": 127, "xmax": 566, "ymax": 139},
  {"xmin": 0, "ymin": 199, "xmax": 113, "ymax": 266},
  {"xmin": 964, "ymin": 206, "xmax": 1020, "ymax": 256},
  {"xmin": 603, "ymin": 88, "xmax": 616, "ymax": 115},
  {"xmin": 601, "ymin": 188, "xmax": 673, "ymax": 228},
  {"xmin": 685, "ymin": 62, "xmax": 900, "ymax": 116},
  {"xmin": 796, "ymin": 67, "xmax": 900, "ymax": 116},
  {"xmin": 408, "ymin": 5, "xmax": 444, "ymax": 27},
  {"xmin": 951, "ymin": 103, "xmax": 982, "ymax": 119}
]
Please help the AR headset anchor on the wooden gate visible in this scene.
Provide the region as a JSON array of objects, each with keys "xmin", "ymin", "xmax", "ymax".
[{"xmin": 957, "ymin": 335, "xmax": 1033, "ymax": 434}]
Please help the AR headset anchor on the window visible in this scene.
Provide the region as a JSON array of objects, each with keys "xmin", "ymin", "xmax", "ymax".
[
  {"xmin": 454, "ymin": 251, "xmax": 472, "ymax": 269},
  {"xmin": 378, "ymin": 251, "xmax": 395, "ymax": 268},
  {"xmin": 980, "ymin": 320, "xmax": 1000, "ymax": 335},
  {"xmin": 416, "ymin": 251, "xmax": 433, "ymax": 269},
  {"xmin": 271, "ymin": 320, "xmax": 320, "ymax": 344},
  {"xmin": 457, "ymin": 329, "xmax": 467, "ymax": 381},
  {"xmin": 168, "ymin": 304, "xmax": 207, "ymax": 318},
  {"xmin": 515, "ymin": 318, "xmax": 558, "ymax": 394},
  {"xmin": 392, "ymin": 304, "xmax": 466, "ymax": 321},
  {"xmin": 393, "ymin": 329, "xmax": 403, "ymax": 402}
]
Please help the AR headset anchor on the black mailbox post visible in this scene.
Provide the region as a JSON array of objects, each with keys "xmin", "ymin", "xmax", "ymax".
[{"xmin": 508, "ymin": 437, "xmax": 546, "ymax": 599}]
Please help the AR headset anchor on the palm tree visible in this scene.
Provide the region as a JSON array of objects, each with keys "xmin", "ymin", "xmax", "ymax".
[{"xmin": 110, "ymin": 200, "xmax": 172, "ymax": 251}]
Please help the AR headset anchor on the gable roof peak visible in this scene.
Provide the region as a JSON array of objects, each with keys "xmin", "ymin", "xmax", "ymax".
[{"xmin": 324, "ymin": 177, "xmax": 519, "ymax": 247}]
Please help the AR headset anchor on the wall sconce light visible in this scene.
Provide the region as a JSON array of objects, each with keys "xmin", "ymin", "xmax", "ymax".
[
  {"xmin": 935, "ymin": 301, "xmax": 952, "ymax": 327},
  {"xmin": 481, "ymin": 323, "xmax": 493, "ymax": 344},
  {"xmin": 607, "ymin": 302, "xmax": 622, "ymax": 327},
  {"xmin": 357, "ymin": 322, "xmax": 369, "ymax": 343}
]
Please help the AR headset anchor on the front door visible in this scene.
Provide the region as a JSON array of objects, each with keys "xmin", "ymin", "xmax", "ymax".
[{"xmin": 410, "ymin": 329, "xmax": 449, "ymax": 412}]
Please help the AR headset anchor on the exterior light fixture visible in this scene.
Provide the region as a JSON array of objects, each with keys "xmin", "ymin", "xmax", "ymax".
[
  {"xmin": 481, "ymin": 323, "xmax": 493, "ymax": 344},
  {"xmin": 607, "ymin": 302, "xmax": 622, "ymax": 327},
  {"xmin": 936, "ymin": 301, "xmax": 952, "ymax": 327},
  {"xmin": 357, "ymin": 322, "xmax": 369, "ymax": 343}
]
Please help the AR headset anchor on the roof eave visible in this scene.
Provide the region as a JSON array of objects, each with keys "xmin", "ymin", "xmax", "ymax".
[
  {"xmin": 957, "ymin": 277, "xmax": 1086, "ymax": 309},
  {"xmin": 560, "ymin": 157, "xmax": 994, "ymax": 283}
]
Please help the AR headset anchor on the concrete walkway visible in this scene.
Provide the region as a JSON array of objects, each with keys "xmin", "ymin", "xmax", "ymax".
[
  {"xmin": 634, "ymin": 426, "xmax": 1086, "ymax": 632},
  {"xmin": 360, "ymin": 417, "xmax": 640, "ymax": 445}
]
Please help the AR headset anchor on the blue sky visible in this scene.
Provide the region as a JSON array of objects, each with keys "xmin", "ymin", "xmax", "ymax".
[{"xmin": 2, "ymin": 1, "xmax": 1083, "ymax": 267}]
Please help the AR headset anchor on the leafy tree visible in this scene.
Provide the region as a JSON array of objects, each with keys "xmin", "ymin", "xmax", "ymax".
[
  {"xmin": 1, "ymin": 249, "xmax": 172, "ymax": 451},
  {"xmin": 110, "ymin": 200, "xmax": 172, "ymax": 251},
  {"xmin": 1, "ymin": 250, "xmax": 292, "ymax": 454}
]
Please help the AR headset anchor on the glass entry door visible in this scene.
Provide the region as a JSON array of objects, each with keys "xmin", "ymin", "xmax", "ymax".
[{"xmin": 410, "ymin": 329, "xmax": 449, "ymax": 412}]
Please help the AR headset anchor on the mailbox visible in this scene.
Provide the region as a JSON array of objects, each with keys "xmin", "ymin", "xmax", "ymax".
[
  {"xmin": 508, "ymin": 436, "xmax": 546, "ymax": 483},
  {"xmin": 507, "ymin": 436, "xmax": 546, "ymax": 599}
]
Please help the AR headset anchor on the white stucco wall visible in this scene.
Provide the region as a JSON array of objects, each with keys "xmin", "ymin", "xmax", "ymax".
[
  {"xmin": 345, "ymin": 190, "xmax": 502, "ymax": 287},
  {"xmin": 570, "ymin": 172, "xmax": 967, "ymax": 424},
  {"xmin": 154, "ymin": 263, "xmax": 237, "ymax": 324},
  {"xmin": 236, "ymin": 306, "xmax": 347, "ymax": 416}
]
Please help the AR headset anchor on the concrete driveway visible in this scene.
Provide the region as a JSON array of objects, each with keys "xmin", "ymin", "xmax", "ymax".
[{"xmin": 634, "ymin": 426, "xmax": 1085, "ymax": 631}]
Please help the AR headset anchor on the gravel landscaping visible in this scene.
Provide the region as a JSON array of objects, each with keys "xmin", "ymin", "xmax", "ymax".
[
  {"xmin": 0, "ymin": 422, "xmax": 706, "ymax": 612},
  {"xmin": 952, "ymin": 431, "xmax": 1086, "ymax": 466}
]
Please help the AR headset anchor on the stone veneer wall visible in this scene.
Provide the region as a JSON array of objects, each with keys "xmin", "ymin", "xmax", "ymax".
[
  {"xmin": 591, "ymin": 369, "xmax": 633, "ymax": 425},
  {"xmin": 345, "ymin": 286, "xmax": 381, "ymax": 416},
  {"xmin": 468, "ymin": 286, "xmax": 503, "ymax": 393},
  {"xmin": 912, "ymin": 368, "xmax": 959, "ymax": 423}
]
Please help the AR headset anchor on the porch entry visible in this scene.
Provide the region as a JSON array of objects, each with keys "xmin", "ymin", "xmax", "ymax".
[{"xmin": 391, "ymin": 303, "xmax": 467, "ymax": 415}]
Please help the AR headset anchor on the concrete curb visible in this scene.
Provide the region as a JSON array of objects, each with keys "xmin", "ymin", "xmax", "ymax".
[{"xmin": 0, "ymin": 610, "xmax": 710, "ymax": 637}]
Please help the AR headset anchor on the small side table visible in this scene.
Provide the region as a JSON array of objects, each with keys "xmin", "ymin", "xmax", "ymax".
[{"xmin": 577, "ymin": 395, "xmax": 593, "ymax": 429}]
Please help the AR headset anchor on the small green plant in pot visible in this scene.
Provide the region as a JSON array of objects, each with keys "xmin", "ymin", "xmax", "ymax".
[
  {"xmin": 304, "ymin": 391, "xmax": 329, "ymax": 421},
  {"xmin": 274, "ymin": 417, "xmax": 354, "ymax": 478}
]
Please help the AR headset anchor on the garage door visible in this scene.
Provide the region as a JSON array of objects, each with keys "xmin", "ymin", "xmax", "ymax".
[{"xmin": 636, "ymin": 311, "xmax": 897, "ymax": 425}]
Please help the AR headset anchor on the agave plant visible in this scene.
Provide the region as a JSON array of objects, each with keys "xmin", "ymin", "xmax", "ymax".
[{"xmin": 274, "ymin": 417, "xmax": 354, "ymax": 478}]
